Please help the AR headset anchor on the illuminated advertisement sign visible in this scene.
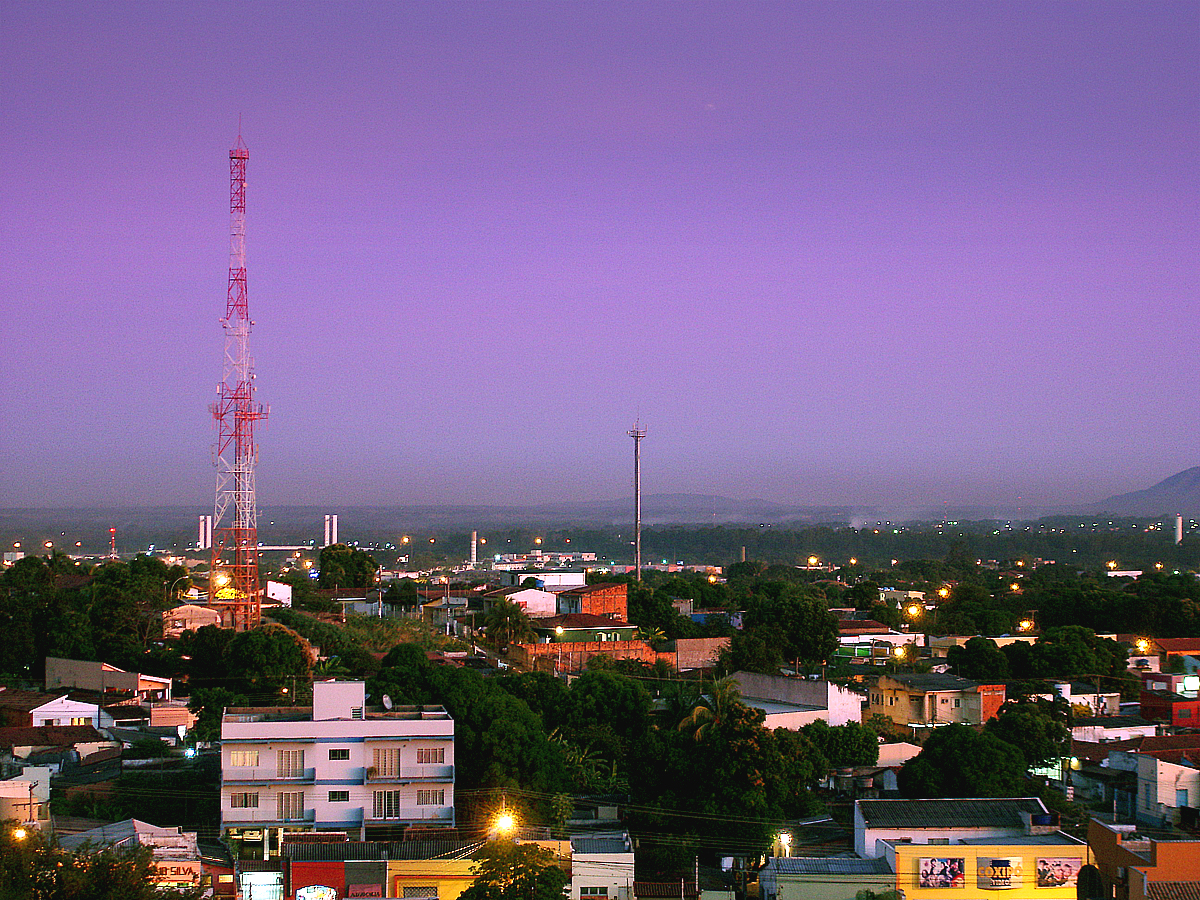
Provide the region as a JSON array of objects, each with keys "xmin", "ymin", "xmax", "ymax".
[
  {"xmin": 977, "ymin": 858, "xmax": 1023, "ymax": 890},
  {"xmin": 918, "ymin": 858, "xmax": 966, "ymax": 888},
  {"xmin": 296, "ymin": 887, "xmax": 338, "ymax": 900},
  {"xmin": 1036, "ymin": 858, "xmax": 1082, "ymax": 888}
]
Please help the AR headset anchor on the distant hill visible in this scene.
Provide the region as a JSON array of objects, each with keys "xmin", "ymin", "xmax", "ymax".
[{"xmin": 1083, "ymin": 466, "xmax": 1200, "ymax": 517}]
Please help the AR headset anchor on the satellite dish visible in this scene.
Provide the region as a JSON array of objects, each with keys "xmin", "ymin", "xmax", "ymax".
[{"xmin": 382, "ymin": 694, "xmax": 393, "ymax": 710}]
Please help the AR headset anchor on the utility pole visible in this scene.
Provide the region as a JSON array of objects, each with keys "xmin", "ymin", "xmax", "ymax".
[{"xmin": 628, "ymin": 423, "xmax": 645, "ymax": 582}]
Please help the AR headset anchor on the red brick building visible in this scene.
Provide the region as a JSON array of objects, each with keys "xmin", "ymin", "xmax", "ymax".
[{"xmin": 557, "ymin": 583, "xmax": 628, "ymax": 620}]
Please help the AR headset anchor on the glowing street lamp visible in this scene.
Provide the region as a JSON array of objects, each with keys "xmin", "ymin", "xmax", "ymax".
[
  {"xmin": 807, "ymin": 555, "xmax": 819, "ymax": 568},
  {"xmin": 494, "ymin": 810, "xmax": 515, "ymax": 836},
  {"xmin": 1135, "ymin": 638, "xmax": 1152, "ymax": 654},
  {"xmin": 1018, "ymin": 619, "xmax": 1034, "ymax": 632},
  {"xmin": 1106, "ymin": 560, "xmax": 1118, "ymax": 570},
  {"xmin": 938, "ymin": 587, "xmax": 950, "ymax": 599},
  {"xmin": 778, "ymin": 831, "xmax": 792, "ymax": 857},
  {"xmin": 892, "ymin": 645, "xmax": 906, "ymax": 659}
]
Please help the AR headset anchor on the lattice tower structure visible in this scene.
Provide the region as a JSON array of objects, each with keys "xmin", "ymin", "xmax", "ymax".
[{"xmin": 210, "ymin": 136, "xmax": 267, "ymax": 631}]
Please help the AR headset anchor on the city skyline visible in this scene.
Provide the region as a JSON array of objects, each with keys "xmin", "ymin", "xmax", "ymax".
[{"xmin": 2, "ymin": 1, "xmax": 1197, "ymax": 510}]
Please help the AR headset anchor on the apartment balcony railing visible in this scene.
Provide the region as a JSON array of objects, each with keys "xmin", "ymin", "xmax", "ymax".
[
  {"xmin": 224, "ymin": 766, "xmax": 315, "ymax": 783},
  {"xmin": 363, "ymin": 764, "xmax": 454, "ymax": 783},
  {"xmin": 363, "ymin": 805, "xmax": 454, "ymax": 824},
  {"xmin": 220, "ymin": 806, "xmax": 316, "ymax": 826}
]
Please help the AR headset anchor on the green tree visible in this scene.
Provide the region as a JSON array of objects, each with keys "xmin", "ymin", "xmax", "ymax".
[
  {"xmin": 317, "ymin": 543, "xmax": 379, "ymax": 589},
  {"xmin": 946, "ymin": 637, "xmax": 1011, "ymax": 680},
  {"xmin": 0, "ymin": 821, "xmax": 203, "ymax": 899},
  {"xmin": 223, "ymin": 624, "xmax": 314, "ymax": 698},
  {"xmin": 484, "ymin": 598, "xmax": 535, "ymax": 651},
  {"xmin": 186, "ymin": 687, "xmax": 247, "ymax": 742},
  {"xmin": 897, "ymin": 724, "xmax": 1026, "ymax": 798},
  {"xmin": 800, "ymin": 720, "xmax": 880, "ymax": 767},
  {"xmin": 678, "ymin": 676, "xmax": 743, "ymax": 740},
  {"xmin": 984, "ymin": 700, "xmax": 1070, "ymax": 768},
  {"xmin": 458, "ymin": 840, "xmax": 568, "ymax": 900}
]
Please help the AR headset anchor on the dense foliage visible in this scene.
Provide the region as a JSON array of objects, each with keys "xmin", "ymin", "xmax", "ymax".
[
  {"xmin": 0, "ymin": 821, "xmax": 203, "ymax": 900},
  {"xmin": 459, "ymin": 840, "xmax": 569, "ymax": 900}
]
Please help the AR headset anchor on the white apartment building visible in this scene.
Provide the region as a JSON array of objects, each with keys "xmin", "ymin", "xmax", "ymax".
[{"xmin": 220, "ymin": 680, "xmax": 454, "ymax": 859}]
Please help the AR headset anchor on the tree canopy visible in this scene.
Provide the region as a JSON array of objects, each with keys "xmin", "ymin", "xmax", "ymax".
[{"xmin": 459, "ymin": 840, "xmax": 568, "ymax": 900}]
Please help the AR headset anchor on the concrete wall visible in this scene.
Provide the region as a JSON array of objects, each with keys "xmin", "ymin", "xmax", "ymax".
[{"xmin": 1136, "ymin": 754, "xmax": 1200, "ymax": 826}]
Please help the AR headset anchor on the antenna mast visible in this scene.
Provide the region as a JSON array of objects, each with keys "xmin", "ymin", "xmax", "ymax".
[
  {"xmin": 210, "ymin": 133, "xmax": 267, "ymax": 630},
  {"xmin": 628, "ymin": 423, "xmax": 645, "ymax": 581}
]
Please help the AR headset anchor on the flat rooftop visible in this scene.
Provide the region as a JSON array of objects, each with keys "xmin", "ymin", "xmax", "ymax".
[{"xmin": 224, "ymin": 704, "xmax": 451, "ymax": 723}]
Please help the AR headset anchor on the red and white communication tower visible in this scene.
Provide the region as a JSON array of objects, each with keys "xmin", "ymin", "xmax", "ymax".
[{"xmin": 210, "ymin": 134, "xmax": 267, "ymax": 631}]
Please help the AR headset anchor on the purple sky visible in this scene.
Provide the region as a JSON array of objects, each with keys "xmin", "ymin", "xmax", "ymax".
[{"xmin": 2, "ymin": 1, "xmax": 1197, "ymax": 511}]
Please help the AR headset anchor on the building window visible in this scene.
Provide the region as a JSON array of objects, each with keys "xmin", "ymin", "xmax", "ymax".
[
  {"xmin": 230, "ymin": 792, "xmax": 259, "ymax": 808},
  {"xmin": 373, "ymin": 790, "xmax": 401, "ymax": 819},
  {"xmin": 328, "ymin": 790, "xmax": 349, "ymax": 802},
  {"xmin": 581, "ymin": 889, "xmax": 609, "ymax": 898},
  {"xmin": 417, "ymin": 748, "xmax": 445, "ymax": 764},
  {"xmin": 403, "ymin": 887, "xmax": 438, "ymax": 898},
  {"xmin": 954, "ymin": 699, "xmax": 961, "ymax": 708},
  {"xmin": 352, "ymin": 707, "xmax": 364, "ymax": 720},
  {"xmin": 230, "ymin": 750, "xmax": 259, "ymax": 767},
  {"xmin": 373, "ymin": 748, "xmax": 400, "ymax": 777},
  {"xmin": 417, "ymin": 789, "xmax": 445, "ymax": 806},
  {"xmin": 278, "ymin": 791, "xmax": 304, "ymax": 821},
  {"xmin": 329, "ymin": 748, "xmax": 350, "ymax": 760},
  {"xmin": 278, "ymin": 749, "xmax": 305, "ymax": 777},
  {"xmin": 70, "ymin": 716, "xmax": 90, "ymax": 725}
]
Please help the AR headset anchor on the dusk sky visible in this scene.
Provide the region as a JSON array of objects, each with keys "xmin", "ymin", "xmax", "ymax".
[{"xmin": 2, "ymin": 1, "xmax": 1197, "ymax": 512}]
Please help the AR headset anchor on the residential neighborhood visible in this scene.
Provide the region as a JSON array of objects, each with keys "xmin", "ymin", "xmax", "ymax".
[{"xmin": 1, "ymin": 532, "xmax": 1198, "ymax": 899}]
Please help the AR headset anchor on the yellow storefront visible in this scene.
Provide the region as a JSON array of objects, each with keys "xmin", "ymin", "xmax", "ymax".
[{"xmin": 890, "ymin": 841, "xmax": 1089, "ymax": 900}]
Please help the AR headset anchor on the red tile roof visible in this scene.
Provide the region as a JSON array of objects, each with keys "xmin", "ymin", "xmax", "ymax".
[
  {"xmin": 1155, "ymin": 638, "xmax": 1200, "ymax": 653},
  {"xmin": 0, "ymin": 724, "xmax": 107, "ymax": 749},
  {"xmin": 0, "ymin": 689, "xmax": 66, "ymax": 711},
  {"xmin": 1147, "ymin": 884, "xmax": 1200, "ymax": 900},
  {"xmin": 539, "ymin": 613, "xmax": 635, "ymax": 629}
]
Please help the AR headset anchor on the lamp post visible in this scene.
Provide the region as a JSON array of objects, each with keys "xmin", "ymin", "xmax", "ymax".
[
  {"xmin": 555, "ymin": 626, "xmax": 564, "ymax": 675},
  {"xmin": 165, "ymin": 574, "xmax": 191, "ymax": 607}
]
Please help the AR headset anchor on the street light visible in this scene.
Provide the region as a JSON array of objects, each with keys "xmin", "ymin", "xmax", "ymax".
[
  {"xmin": 555, "ymin": 626, "xmax": 564, "ymax": 675},
  {"xmin": 165, "ymin": 574, "xmax": 191, "ymax": 606},
  {"xmin": 494, "ymin": 810, "xmax": 515, "ymax": 836}
]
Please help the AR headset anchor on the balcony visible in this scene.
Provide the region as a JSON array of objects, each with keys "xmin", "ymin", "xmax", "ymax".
[
  {"xmin": 220, "ymin": 805, "xmax": 316, "ymax": 826},
  {"xmin": 363, "ymin": 765, "xmax": 454, "ymax": 783},
  {"xmin": 224, "ymin": 766, "xmax": 315, "ymax": 783},
  {"xmin": 363, "ymin": 805, "xmax": 454, "ymax": 825}
]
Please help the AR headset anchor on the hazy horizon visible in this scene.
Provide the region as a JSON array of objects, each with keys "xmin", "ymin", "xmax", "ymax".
[{"xmin": 3, "ymin": 2, "xmax": 1197, "ymax": 510}]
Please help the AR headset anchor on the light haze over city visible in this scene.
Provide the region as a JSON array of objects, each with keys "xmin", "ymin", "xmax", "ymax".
[{"xmin": 2, "ymin": 1, "xmax": 1196, "ymax": 512}]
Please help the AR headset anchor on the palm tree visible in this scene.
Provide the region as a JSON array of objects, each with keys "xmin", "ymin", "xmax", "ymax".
[
  {"xmin": 485, "ymin": 597, "xmax": 535, "ymax": 651},
  {"xmin": 637, "ymin": 625, "xmax": 666, "ymax": 647},
  {"xmin": 678, "ymin": 675, "xmax": 743, "ymax": 741}
]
